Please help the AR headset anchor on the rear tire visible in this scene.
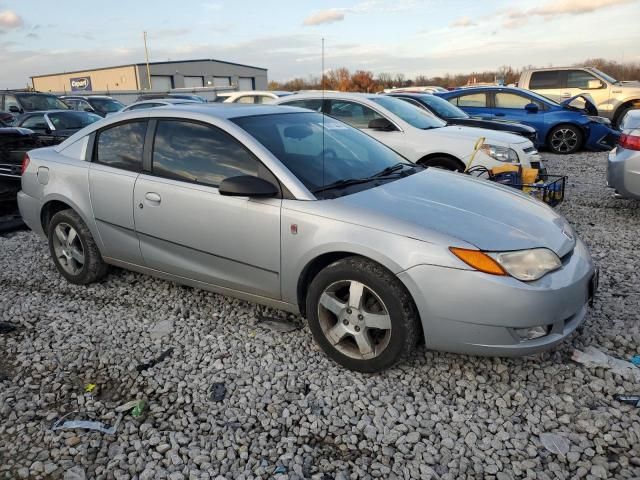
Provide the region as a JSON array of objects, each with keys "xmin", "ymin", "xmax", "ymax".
[
  {"xmin": 548, "ymin": 124, "xmax": 583, "ymax": 154},
  {"xmin": 305, "ymin": 256, "xmax": 420, "ymax": 373},
  {"xmin": 47, "ymin": 209, "xmax": 108, "ymax": 285},
  {"xmin": 418, "ymin": 156, "xmax": 464, "ymax": 171}
]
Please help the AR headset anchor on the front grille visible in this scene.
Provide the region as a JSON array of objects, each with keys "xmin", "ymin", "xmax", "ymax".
[{"xmin": 530, "ymin": 161, "xmax": 541, "ymax": 170}]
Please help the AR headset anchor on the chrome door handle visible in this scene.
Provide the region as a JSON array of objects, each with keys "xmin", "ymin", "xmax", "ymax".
[{"xmin": 145, "ymin": 192, "xmax": 161, "ymax": 204}]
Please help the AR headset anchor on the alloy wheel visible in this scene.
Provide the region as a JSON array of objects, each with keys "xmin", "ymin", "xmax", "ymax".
[
  {"xmin": 317, "ymin": 280, "xmax": 392, "ymax": 360},
  {"xmin": 51, "ymin": 222, "xmax": 85, "ymax": 276},
  {"xmin": 550, "ymin": 128, "xmax": 578, "ymax": 153}
]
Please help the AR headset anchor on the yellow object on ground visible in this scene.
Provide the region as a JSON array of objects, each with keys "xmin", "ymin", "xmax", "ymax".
[
  {"xmin": 85, "ymin": 383, "xmax": 96, "ymax": 393},
  {"xmin": 464, "ymin": 137, "xmax": 486, "ymax": 172}
]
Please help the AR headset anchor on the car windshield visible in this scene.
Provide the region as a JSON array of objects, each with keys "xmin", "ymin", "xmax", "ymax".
[
  {"xmin": 232, "ymin": 112, "xmax": 414, "ymax": 197},
  {"xmin": 591, "ymin": 68, "xmax": 618, "ymax": 85},
  {"xmin": 18, "ymin": 94, "xmax": 69, "ymax": 111},
  {"xmin": 370, "ymin": 96, "xmax": 446, "ymax": 129},
  {"xmin": 412, "ymin": 95, "xmax": 469, "ymax": 119},
  {"xmin": 90, "ymin": 98, "xmax": 125, "ymax": 113},
  {"xmin": 48, "ymin": 111, "xmax": 101, "ymax": 130}
]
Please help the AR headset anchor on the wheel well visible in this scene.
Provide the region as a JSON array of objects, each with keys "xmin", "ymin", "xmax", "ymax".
[
  {"xmin": 416, "ymin": 153, "xmax": 465, "ymax": 171},
  {"xmin": 296, "ymin": 252, "xmax": 356, "ymax": 317},
  {"xmin": 40, "ymin": 200, "xmax": 72, "ymax": 233},
  {"xmin": 613, "ymin": 99, "xmax": 640, "ymax": 123}
]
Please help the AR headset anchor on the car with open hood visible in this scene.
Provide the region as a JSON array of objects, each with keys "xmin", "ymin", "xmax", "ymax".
[
  {"xmin": 18, "ymin": 104, "xmax": 597, "ymax": 372},
  {"xmin": 274, "ymin": 92, "xmax": 542, "ymax": 172},
  {"xmin": 436, "ymin": 86, "xmax": 620, "ymax": 154}
]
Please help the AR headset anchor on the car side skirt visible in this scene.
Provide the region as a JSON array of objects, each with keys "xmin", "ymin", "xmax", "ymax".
[{"xmin": 104, "ymin": 257, "xmax": 301, "ymax": 315}]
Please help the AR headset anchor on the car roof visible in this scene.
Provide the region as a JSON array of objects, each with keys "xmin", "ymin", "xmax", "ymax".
[
  {"xmin": 19, "ymin": 110, "xmax": 72, "ymax": 115},
  {"xmin": 279, "ymin": 92, "xmax": 378, "ymax": 101},
  {"xmin": 128, "ymin": 99, "xmax": 199, "ymax": 106},
  {"xmin": 61, "ymin": 95, "xmax": 114, "ymax": 100},
  {"xmin": 442, "ymin": 86, "xmax": 534, "ymax": 95},
  {"xmin": 160, "ymin": 103, "xmax": 309, "ymax": 118},
  {"xmin": 386, "ymin": 92, "xmax": 434, "ymax": 98}
]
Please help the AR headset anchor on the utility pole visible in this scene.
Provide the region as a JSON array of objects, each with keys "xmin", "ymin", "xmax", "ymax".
[{"xmin": 143, "ymin": 31, "xmax": 152, "ymax": 90}]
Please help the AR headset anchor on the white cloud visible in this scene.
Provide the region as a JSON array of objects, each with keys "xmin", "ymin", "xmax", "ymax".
[
  {"xmin": 504, "ymin": 0, "xmax": 634, "ymax": 27},
  {"xmin": 0, "ymin": 10, "xmax": 23, "ymax": 29},
  {"xmin": 303, "ymin": 10, "xmax": 345, "ymax": 26},
  {"xmin": 450, "ymin": 16, "xmax": 476, "ymax": 28}
]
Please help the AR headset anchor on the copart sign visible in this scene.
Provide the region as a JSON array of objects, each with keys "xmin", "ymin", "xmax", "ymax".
[{"xmin": 70, "ymin": 77, "xmax": 92, "ymax": 92}]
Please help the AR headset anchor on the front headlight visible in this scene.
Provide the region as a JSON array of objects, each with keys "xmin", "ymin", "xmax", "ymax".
[
  {"xmin": 587, "ymin": 116, "xmax": 611, "ymax": 125},
  {"xmin": 450, "ymin": 247, "xmax": 561, "ymax": 281},
  {"xmin": 489, "ymin": 248, "xmax": 562, "ymax": 281},
  {"xmin": 480, "ymin": 144, "xmax": 519, "ymax": 163}
]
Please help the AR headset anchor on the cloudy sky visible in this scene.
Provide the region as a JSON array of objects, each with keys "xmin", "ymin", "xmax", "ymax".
[{"xmin": 0, "ymin": 0, "xmax": 639, "ymax": 88}]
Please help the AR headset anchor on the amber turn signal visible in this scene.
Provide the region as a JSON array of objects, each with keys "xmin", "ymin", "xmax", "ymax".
[{"xmin": 449, "ymin": 247, "xmax": 506, "ymax": 276}]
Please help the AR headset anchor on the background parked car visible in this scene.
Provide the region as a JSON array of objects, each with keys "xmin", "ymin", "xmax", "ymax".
[
  {"xmin": 276, "ymin": 92, "xmax": 542, "ymax": 172},
  {"xmin": 0, "ymin": 127, "xmax": 40, "ymax": 201},
  {"xmin": 135, "ymin": 93, "xmax": 207, "ymax": 103},
  {"xmin": 213, "ymin": 91, "xmax": 294, "ymax": 104},
  {"xmin": 60, "ymin": 95, "xmax": 125, "ymax": 117},
  {"xmin": 0, "ymin": 91, "xmax": 69, "ymax": 115},
  {"xmin": 436, "ymin": 87, "xmax": 620, "ymax": 154},
  {"xmin": 386, "ymin": 92, "xmax": 538, "ymax": 144},
  {"xmin": 18, "ymin": 104, "xmax": 596, "ymax": 372},
  {"xmin": 518, "ymin": 66, "xmax": 640, "ymax": 126},
  {"xmin": 14, "ymin": 110, "xmax": 101, "ymax": 146},
  {"xmin": 384, "ymin": 86, "xmax": 449, "ymax": 94},
  {"xmin": 608, "ymin": 110, "xmax": 640, "ymax": 199},
  {"xmin": 0, "ymin": 112, "xmax": 16, "ymax": 126},
  {"xmin": 116, "ymin": 99, "xmax": 199, "ymax": 114}
]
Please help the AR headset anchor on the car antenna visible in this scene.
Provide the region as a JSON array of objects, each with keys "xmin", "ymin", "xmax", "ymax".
[{"xmin": 321, "ymin": 37, "xmax": 325, "ymax": 189}]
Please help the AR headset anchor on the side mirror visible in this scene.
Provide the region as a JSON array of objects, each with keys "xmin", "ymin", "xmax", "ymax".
[
  {"xmin": 368, "ymin": 117, "xmax": 396, "ymax": 131},
  {"xmin": 44, "ymin": 127, "xmax": 52, "ymax": 134},
  {"xmin": 587, "ymin": 79, "xmax": 605, "ymax": 89},
  {"xmin": 9, "ymin": 106, "xmax": 21, "ymax": 113},
  {"xmin": 219, "ymin": 175, "xmax": 279, "ymax": 198},
  {"xmin": 524, "ymin": 103, "xmax": 539, "ymax": 114}
]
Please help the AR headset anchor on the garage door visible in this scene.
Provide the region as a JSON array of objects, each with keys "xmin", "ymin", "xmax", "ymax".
[
  {"xmin": 213, "ymin": 77, "xmax": 230, "ymax": 87},
  {"xmin": 151, "ymin": 76, "xmax": 173, "ymax": 91},
  {"xmin": 238, "ymin": 77, "xmax": 254, "ymax": 91},
  {"xmin": 184, "ymin": 76, "xmax": 204, "ymax": 88}
]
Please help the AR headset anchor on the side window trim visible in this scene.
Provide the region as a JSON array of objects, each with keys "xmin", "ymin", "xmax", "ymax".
[
  {"xmin": 147, "ymin": 117, "xmax": 283, "ymax": 195},
  {"xmin": 142, "ymin": 119, "xmax": 157, "ymax": 172}
]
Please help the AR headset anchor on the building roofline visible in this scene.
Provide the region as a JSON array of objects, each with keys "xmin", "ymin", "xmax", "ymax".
[{"xmin": 30, "ymin": 59, "xmax": 268, "ymax": 79}]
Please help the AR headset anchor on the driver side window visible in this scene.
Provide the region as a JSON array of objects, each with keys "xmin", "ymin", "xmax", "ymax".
[{"xmin": 327, "ymin": 100, "xmax": 383, "ymax": 129}]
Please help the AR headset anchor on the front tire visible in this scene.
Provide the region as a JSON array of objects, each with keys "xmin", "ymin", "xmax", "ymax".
[
  {"xmin": 548, "ymin": 125, "xmax": 583, "ymax": 154},
  {"xmin": 48, "ymin": 209, "xmax": 108, "ymax": 285},
  {"xmin": 305, "ymin": 256, "xmax": 420, "ymax": 373}
]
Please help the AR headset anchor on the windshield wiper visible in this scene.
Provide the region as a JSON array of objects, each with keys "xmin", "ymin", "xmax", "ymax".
[{"xmin": 370, "ymin": 162, "xmax": 412, "ymax": 178}]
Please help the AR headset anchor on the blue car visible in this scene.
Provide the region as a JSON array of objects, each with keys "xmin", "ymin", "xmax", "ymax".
[{"xmin": 436, "ymin": 87, "xmax": 620, "ymax": 154}]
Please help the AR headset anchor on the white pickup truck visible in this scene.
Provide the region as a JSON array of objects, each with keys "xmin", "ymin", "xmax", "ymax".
[{"xmin": 518, "ymin": 67, "xmax": 640, "ymax": 126}]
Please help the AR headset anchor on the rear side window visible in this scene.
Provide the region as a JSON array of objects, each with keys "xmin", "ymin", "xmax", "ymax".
[
  {"xmin": 566, "ymin": 70, "xmax": 599, "ymax": 89},
  {"xmin": 454, "ymin": 93, "xmax": 487, "ymax": 108},
  {"xmin": 495, "ymin": 93, "xmax": 533, "ymax": 109},
  {"xmin": 20, "ymin": 115, "xmax": 48, "ymax": 130},
  {"xmin": 96, "ymin": 121, "xmax": 147, "ymax": 171},
  {"xmin": 529, "ymin": 71, "xmax": 561, "ymax": 89},
  {"xmin": 152, "ymin": 119, "xmax": 261, "ymax": 187}
]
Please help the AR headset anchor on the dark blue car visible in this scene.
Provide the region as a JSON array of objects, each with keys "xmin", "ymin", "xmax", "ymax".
[{"xmin": 436, "ymin": 87, "xmax": 620, "ymax": 154}]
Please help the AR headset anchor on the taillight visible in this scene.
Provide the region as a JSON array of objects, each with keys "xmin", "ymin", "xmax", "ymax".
[
  {"xmin": 21, "ymin": 153, "xmax": 30, "ymax": 175},
  {"xmin": 619, "ymin": 133, "xmax": 640, "ymax": 151}
]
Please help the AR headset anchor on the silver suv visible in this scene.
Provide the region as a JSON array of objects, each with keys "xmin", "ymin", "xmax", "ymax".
[{"xmin": 519, "ymin": 67, "xmax": 640, "ymax": 126}]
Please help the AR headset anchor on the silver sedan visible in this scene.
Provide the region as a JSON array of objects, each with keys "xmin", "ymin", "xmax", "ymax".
[
  {"xmin": 608, "ymin": 110, "xmax": 640, "ymax": 199},
  {"xmin": 18, "ymin": 104, "xmax": 597, "ymax": 372}
]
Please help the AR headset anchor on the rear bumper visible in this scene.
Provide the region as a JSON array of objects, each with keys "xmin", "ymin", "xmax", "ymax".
[
  {"xmin": 607, "ymin": 148, "xmax": 640, "ymax": 199},
  {"xmin": 17, "ymin": 191, "xmax": 45, "ymax": 236},
  {"xmin": 398, "ymin": 238, "xmax": 595, "ymax": 356}
]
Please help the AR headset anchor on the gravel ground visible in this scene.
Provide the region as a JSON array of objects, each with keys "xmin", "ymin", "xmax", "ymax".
[{"xmin": 1, "ymin": 151, "xmax": 639, "ymax": 480}]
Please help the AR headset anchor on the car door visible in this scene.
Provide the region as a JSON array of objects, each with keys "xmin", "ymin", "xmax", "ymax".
[
  {"xmin": 492, "ymin": 91, "xmax": 545, "ymax": 128},
  {"xmin": 325, "ymin": 99, "xmax": 410, "ymax": 157},
  {"xmin": 88, "ymin": 119, "xmax": 147, "ymax": 265},
  {"xmin": 133, "ymin": 118, "xmax": 282, "ymax": 299},
  {"xmin": 449, "ymin": 92, "xmax": 490, "ymax": 119},
  {"xmin": 562, "ymin": 69, "xmax": 610, "ymax": 114}
]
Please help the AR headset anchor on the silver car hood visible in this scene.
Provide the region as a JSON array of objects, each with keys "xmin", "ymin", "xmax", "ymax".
[{"xmin": 303, "ymin": 169, "xmax": 576, "ymax": 256}]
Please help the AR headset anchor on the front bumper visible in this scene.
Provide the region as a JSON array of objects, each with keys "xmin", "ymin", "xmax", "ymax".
[
  {"xmin": 398, "ymin": 238, "xmax": 595, "ymax": 356},
  {"xmin": 586, "ymin": 124, "xmax": 620, "ymax": 151},
  {"xmin": 607, "ymin": 147, "xmax": 640, "ymax": 199}
]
